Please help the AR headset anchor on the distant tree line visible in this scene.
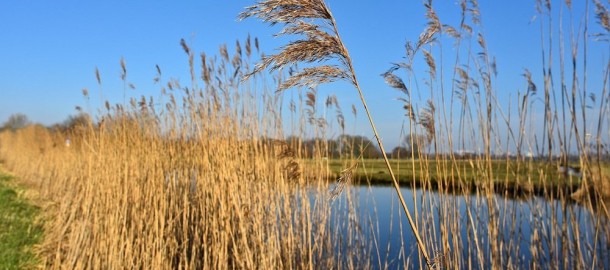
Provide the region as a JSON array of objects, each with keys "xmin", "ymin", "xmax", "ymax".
[
  {"xmin": 2, "ymin": 112, "xmax": 609, "ymax": 161},
  {"xmin": 1, "ymin": 112, "xmax": 92, "ymax": 134},
  {"xmin": 389, "ymin": 134, "xmax": 430, "ymax": 159},
  {"xmin": 282, "ymin": 133, "xmax": 435, "ymax": 159},
  {"xmin": 283, "ymin": 134, "xmax": 383, "ymax": 159},
  {"xmin": 0, "ymin": 113, "xmax": 30, "ymax": 132}
]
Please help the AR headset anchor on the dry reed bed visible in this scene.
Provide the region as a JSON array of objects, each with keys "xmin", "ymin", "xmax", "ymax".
[
  {"xmin": 0, "ymin": 39, "xmax": 372, "ymax": 269},
  {"xmin": 237, "ymin": 0, "xmax": 610, "ymax": 268},
  {"xmin": 0, "ymin": 0, "xmax": 609, "ymax": 269},
  {"xmin": 0, "ymin": 111, "xmax": 359, "ymax": 269}
]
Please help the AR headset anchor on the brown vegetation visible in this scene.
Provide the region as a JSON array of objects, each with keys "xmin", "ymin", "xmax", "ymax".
[{"xmin": 0, "ymin": 0, "xmax": 608, "ymax": 269}]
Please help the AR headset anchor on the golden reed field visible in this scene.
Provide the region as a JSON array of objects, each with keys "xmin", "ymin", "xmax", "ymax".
[{"xmin": 1, "ymin": 0, "xmax": 609, "ymax": 269}]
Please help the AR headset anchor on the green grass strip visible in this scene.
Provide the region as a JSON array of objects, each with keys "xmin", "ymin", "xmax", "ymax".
[
  {"xmin": 315, "ymin": 159, "xmax": 596, "ymax": 189},
  {"xmin": 0, "ymin": 171, "xmax": 43, "ymax": 269}
]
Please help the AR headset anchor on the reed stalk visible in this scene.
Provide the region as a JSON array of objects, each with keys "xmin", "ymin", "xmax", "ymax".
[{"xmin": 239, "ymin": 0, "xmax": 433, "ymax": 266}]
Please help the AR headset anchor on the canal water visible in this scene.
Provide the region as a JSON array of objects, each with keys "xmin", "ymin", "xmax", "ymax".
[{"xmin": 322, "ymin": 184, "xmax": 609, "ymax": 269}]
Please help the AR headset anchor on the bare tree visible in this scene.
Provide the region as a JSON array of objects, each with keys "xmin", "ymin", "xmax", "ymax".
[
  {"xmin": 1, "ymin": 113, "xmax": 30, "ymax": 131},
  {"xmin": 404, "ymin": 134, "xmax": 430, "ymax": 158}
]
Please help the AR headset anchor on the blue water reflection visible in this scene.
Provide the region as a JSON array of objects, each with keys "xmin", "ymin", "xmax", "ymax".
[{"xmin": 323, "ymin": 184, "xmax": 609, "ymax": 269}]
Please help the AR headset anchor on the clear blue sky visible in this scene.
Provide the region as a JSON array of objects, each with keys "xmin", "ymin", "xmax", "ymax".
[{"xmin": 1, "ymin": 1, "xmax": 607, "ymax": 151}]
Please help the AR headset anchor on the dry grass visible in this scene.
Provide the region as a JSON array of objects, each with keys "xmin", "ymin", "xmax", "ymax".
[
  {"xmin": 0, "ymin": 40, "xmax": 374, "ymax": 269},
  {"xmin": 240, "ymin": 0, "xmax": 433, "ymax": 265},
  {"xmin": 379, "ymin": 0, "xmax": 610, "ymax": 268},
  {"xmin": 0, "ymin": 0, "xmax": 609, "ymax": 269}
]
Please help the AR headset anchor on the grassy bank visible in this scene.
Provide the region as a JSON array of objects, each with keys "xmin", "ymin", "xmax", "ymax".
[
  {"xmin": 0, "ymin": 168, "xmax": 43, "ymax": 269},
  {"xmin": 319, "ymin": 159, "xmax": 608, "ymax": 197},
  {"xmin": 324, "ymin": 159, "xmax": 558, "ymax": 182}
]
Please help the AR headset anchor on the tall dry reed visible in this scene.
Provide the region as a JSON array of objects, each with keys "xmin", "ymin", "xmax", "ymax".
[
  {"xmin": 239, "ymin": 0, "xmax": 433, "ymax": 265},
  {"xmin": 0, "ymin": 38, "xmax": 373, "ymax": 269},
  {"xmin": 0, "ymin": 0, "xmax": 609, "ymax": 269},
  {"xmin": 381, "ymin": 0, "xmax": 610, "ymax": 269}
]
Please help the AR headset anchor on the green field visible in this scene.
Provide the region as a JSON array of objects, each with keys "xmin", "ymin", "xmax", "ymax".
[
  {"xmin": 0, "ymin": 169, "xmax": 43, "ymax": 269},
  {"xmin": 316, "ymin": 159, "xmax": 600, "ymax": 195}
]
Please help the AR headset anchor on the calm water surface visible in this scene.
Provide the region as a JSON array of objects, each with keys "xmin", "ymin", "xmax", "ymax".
[{"xmin": 320, "ymin": 184, "xmax": 609, "ymax": 269}]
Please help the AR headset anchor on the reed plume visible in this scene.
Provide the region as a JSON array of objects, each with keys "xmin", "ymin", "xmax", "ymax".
[
  {"xmin": 239, "ymin": 0, "xmax": 432, "ymax": 265},
  {"xmin": 594, "ymin": 0, "xmax": 610, "ymax": 32}
]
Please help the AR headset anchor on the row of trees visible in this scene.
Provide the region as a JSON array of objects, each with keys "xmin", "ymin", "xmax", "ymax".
[
  {"xmin": 0, "ymin": 113, "xmax": 30, "ymax": 132},
  {"xmin": 1, "ymin": 113, "xmax": 91, "ymax": 133},
  {"xmin": 1, "ymin": 113, "xmax": 434, "ymax": 159},
  {"xmin": 287, "ymin": 135, "xmax": 383, "ymax": 159},
  {"xmin": 286, "ymin": 134, "xmax": 431, "ymax": 159}
]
